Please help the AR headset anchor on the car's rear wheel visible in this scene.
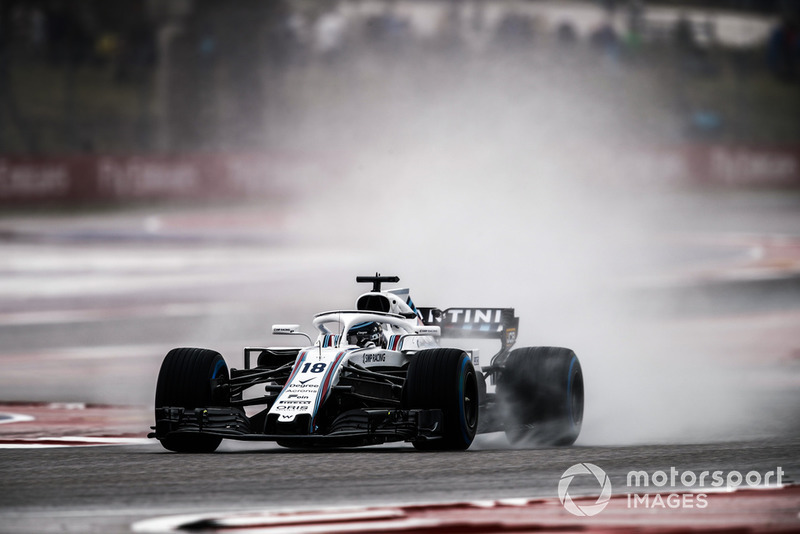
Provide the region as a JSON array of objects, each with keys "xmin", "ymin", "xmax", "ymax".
[
  {"xmin": 497, "ymin": 346, "xmax": 583, "ymax": 446},
  {"xmin": 403, "ymin": 348, "xmax": 478, "ymax": 450},
  {"xmin": 154, "ymin": 347, "xmax": 229, "ymax": 453}
]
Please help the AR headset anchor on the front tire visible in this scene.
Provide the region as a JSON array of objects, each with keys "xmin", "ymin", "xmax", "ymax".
[
  {"xmin": 403, "ymin": 348, "xmax": 479, "ymax": 451},
  {"xmin": 154, "ymin": 347, "xmax": 229, "ymax": 453},
  {"xmin": 497, "ymin": 346, "xmax": 583, "ymax": 447}
]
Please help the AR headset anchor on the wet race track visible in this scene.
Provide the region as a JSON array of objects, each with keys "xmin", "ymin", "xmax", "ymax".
[
  {"xmin": 1, "ymin": 190, "xmax": 800, "ymax": 533},
  {"xmin": 1, "ymin": 439, "xmax": 799, "ymax": 533}
]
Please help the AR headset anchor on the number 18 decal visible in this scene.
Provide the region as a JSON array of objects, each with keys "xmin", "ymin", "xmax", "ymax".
[{"xmin": 301, "ymin": 362, "xmax": 326, "ymax": 373}]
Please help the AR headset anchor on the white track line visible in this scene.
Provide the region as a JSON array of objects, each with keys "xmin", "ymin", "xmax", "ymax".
[
  {"xmin": 0, "ymin": 437, "xmax": 152, "ymax": 449},
  {"xmin": 0, "ymin": 412, "xmax": 35, "ymax": 425}
]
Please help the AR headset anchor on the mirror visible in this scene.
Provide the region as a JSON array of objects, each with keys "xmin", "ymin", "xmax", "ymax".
[
  {"xmin": 272, "ymin": 324, "xmax": 300, "ymax": 335},
  {"xmin": 415, "ymin": 326, "xmax": 441, "ymax": 336}
]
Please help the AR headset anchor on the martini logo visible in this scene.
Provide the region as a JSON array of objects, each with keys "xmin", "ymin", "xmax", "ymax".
[{"xmin": 558, "ymin": 463, "xmax": 612, "ymax": 517}]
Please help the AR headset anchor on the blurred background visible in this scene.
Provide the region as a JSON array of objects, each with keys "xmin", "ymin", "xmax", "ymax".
[
  {"xmin": 0, "ymin": 0, "xmax": 798, "ymax": 155},
  {"xmin": 0, "ymin": 0, "xmax": 799, "ymax": 446}
]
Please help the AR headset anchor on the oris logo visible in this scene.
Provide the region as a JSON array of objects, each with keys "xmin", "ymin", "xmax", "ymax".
[{"xmin": 558, "ymin": 463, "xmax": 612, "ymax": 517}]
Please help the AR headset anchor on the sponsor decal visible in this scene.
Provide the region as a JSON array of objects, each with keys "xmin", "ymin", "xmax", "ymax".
[
  {"xmin": 276, "ymin": 405, "xmax": 309, "ymax": 411},
  {"xmin": 285, "ymin": 383, "xmax": 318, "ymax": 389},
  {"xmin": 711, "ymin": 148, "xmax": 799, "ymax": 185},
  {"xmin": 420, "ymin": 308, "xmax": 509, "ymax": 333},
  {"xmin": 0, "ymin": 162, "xmax": 69, "ymax": 197},
  {"xmin": 273, "ymin": 327, "xmax": 296, "ymax": 334},
  {"xmin": 505, "ymin": 328, "xmax": 517, "ymax": 345},
  {"xmin": 415, "ymin": 327, "xmax": 440, "ymax": 336},
  {"xmin": 362, "ymin": 353, "xmax": 386, "ymax": 364},
  {"xmin": 446, "ymin": 309, "xmax": 502, "ymax": 323},
  {"xmin": 97, "ymin": 158, "xmax": 199, "ymax": 198}
]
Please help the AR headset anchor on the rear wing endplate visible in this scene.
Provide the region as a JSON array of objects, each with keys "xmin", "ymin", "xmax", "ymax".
[{"xmin": 417, "ymin": 307, "xmax": 519, "ymax": 351}]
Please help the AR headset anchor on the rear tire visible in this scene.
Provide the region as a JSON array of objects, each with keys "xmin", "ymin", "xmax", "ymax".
[
  {"xmin": 497, "ymin": 346, "xmax": 583, "ymax": 447},
  {"xmin": 403, "ymin": 348, "xmax": 479, "ymax": 451},
  {"xmin": 154, "ymin": 347, "xmax": 229, "ymax": 453}
]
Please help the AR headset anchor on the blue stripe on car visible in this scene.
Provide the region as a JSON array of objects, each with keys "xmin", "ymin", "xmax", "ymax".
[
  {"xmin": 458, "ymin": 355, "xmax": 470, "ymax": 445},
  {"xmin": 567, "ymin": 355, "xmax": 576, "ymax": 428},
  {"xmin": 212, "ymin": 359, "xmax": 225, "ymax": 379}
]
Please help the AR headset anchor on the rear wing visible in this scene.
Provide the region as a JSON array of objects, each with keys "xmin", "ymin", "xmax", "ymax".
[{"xmin": 417, "ymin": 307, "xmax": 519, "ymax": 351}]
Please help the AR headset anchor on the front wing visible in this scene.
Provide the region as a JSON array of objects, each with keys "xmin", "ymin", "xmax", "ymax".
[{"xmin": 150, "ymin": 406, "xmax": 444, "ymax": 447}]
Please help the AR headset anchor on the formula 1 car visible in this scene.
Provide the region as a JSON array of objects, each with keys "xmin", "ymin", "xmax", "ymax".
[{"xmin": 150, "ymin": 275, "xmax": 584, "ymax": 452}]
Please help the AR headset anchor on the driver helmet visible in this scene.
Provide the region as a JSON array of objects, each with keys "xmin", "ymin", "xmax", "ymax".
[{"xmin": 347, "ymin": 321, "xmax": 385, "ymax": 348}]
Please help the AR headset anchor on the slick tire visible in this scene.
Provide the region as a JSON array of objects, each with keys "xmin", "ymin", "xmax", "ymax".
[
  {"xmin": 403, "ymin": 348, "xmax": 479, "ymax": 451},
  {"xmin": 154, "ymin": 347, "xmax": 229, "ymax": 453},
  {"xmin": 497, "ymin": 346, "xmax": 583, "ymax": 447}
]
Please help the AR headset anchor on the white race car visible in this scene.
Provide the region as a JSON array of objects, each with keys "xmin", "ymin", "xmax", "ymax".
[{"xmin": 150, "ymin": 274, "xmax": 584, "ymax": 452}]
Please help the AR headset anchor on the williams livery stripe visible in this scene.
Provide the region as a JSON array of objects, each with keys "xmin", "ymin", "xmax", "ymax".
[
  {"xmin": 286, "ymin": 350, "xmax": 310, "ymax": 384},
  {"xmin": 406, "ymin": 296, "xmax": 424, "ymax": 323},
  {"xmin": 271, "ymin": 350, "xmax": 310, "ymax": 408},
  {"xmin": 312, "ymin": 349, "xmax": 354, "ymax": 429},
  {"xmin": 321, "ymin": 335, "xmax": 339, "ymax": 348}
]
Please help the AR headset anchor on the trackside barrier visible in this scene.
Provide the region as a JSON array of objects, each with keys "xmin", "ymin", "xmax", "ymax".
[
  {"xmin": 0, "ymin": 152, "xmax": 346, "ymax": 204},
  {"xmin": 0, "ymin": 146, "xmax": 798, "ymax": 205},
  {"xmin": 611, "ymin": 145, "xmax": 800, "ymax": 187}
]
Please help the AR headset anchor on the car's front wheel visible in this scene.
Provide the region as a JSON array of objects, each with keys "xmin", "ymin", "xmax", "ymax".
[
  {"xmin": 403, "ymin": 348, "xmax": 479, "ymax": 451},
  {"xmin": 154, "ymin": 347, "xmax": 229, "ymax": 453}
]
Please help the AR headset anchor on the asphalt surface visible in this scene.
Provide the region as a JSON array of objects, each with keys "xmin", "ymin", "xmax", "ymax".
[
  {"xmin": 1, "ymin": 438, "xmax": 798, "ymax": 533},
  {"xmin": 1, "ymin": 191, "xmax": 799, "ymax": 532}
]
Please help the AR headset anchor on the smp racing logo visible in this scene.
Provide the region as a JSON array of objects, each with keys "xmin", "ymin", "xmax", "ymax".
[
  {"xmin": 558, "ymin": 463, "xmax": 612, "ymax": 517},
  {"xmin": 362, "ymin": 353, "xmax": 386, "ymax": 364}
]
